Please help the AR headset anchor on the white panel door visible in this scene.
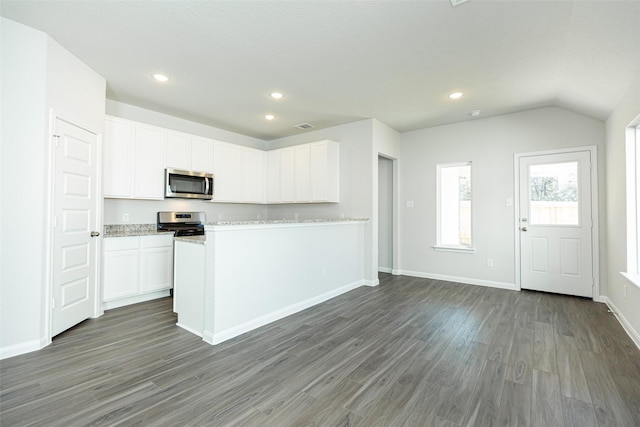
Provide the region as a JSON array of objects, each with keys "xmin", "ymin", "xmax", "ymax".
[
  {"xmin": 213, "ymin": 141, "xmax": 242, "ymax": 201},
  {"xmin": 52, "ymin": 118, "xmax": 99, "ymax": 336},
  {"xmin": 519, "ymin": 150, "xmax": 593, "ymax": 297},
  {"xmin": 280, "ymin": 147, "xmax": 295, "ymax": 203},
  {"xmin": 166, "ymin": 130, "xmax": 191, "ymax": 170},
  {"xmin": 242, "ymin": 148, "xmax": 265, "ymax": 203}
]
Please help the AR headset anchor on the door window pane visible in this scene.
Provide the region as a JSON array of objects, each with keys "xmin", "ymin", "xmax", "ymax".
[{"xmin": 529, "ymin": 162, "xmax": 579, "ymax": 225}]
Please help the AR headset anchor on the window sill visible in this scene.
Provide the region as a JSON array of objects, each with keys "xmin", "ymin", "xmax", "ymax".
[
  {"xmin": 620, "ymin": 272, "xmax": 640, "ymax": 292},
  {"xmin": 432, "ymin": 245, "xmax": 476, "ymax": 254}
]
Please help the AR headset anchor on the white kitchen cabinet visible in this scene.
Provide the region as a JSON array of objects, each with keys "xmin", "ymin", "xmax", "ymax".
[
  {"xmin": 104, "ymin": 116, "xmax": 134, "ymax": 198},
  {"xmin": 103, "ymin": 234, "xmax": 174, "ymax": 310},
  {"xmin": 242, "ymin": 147, "xmax": 266, "ymax": 203},
  {"xmin": 266, "ymin": 150, "xmax": 281, "ymax": 202},
  {"xmin": 165, "ymin": 131, "xmax": 191, "ymax": 170},
  {"xmin": 280, "ymin": 147, "xmax": 296, "ymax": 203},
  {"xmin": 103, "ymin": 237, "xmax": 139, "ymax": 301},
  {"xmin": 166, "ymin": 130, "xmax": 214, "ymax": 173},
  {"xmin": 103, "ymin": 116, "xmax": 165, "ymax": 200},
  {"xmin": 212, "ymin": 141, "xmax": 242, "ymax": 202},
  {"xmin": 212, "ymin": 141, "xmax": 267, "ymax": 203},
  {"xmin": 191, "ymin": 136, "xmax": 214, "ymax": 173},
  {"xmin": 266, "ymin": 140, "xmax": 339, "ymax": 204},
  {"xmin": 309, "ymin": 140, "xmax": 339, "ymax": 202},
  {"xmin": 139, "ymin": 235, "xmax": 174, "ymax": 293},
  {"xmin": 134, "ymin": 123, "xmax": 165, "ymax": 199}
]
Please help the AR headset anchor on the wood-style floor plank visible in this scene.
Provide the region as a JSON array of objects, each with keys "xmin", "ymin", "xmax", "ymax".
[{"xmin": 2, "ymin": 273, "xmax": 640, "ymax": 426}]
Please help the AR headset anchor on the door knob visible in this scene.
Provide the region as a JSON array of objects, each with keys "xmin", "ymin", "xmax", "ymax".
[
  {"xmin": 520, "ymin": 227, "xmax": 528, "ymax": 232},
  {"xmin": 90, "ymin": 231, "xmax": 101, "ymax": 237}
]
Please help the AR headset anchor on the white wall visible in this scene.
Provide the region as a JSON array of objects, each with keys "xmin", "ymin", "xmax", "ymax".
[
  {"xmin": 398, "ymin": 107, "xmax": 606, "ymax": 290},
  {"xmin": 0, "ymin": 18, "xmax": 106, "ymax": 358},
  {"xmin": 604, "ymin": 76, "xmax": 640, "ymax": 345},
  {"xmin": 1, "ymin": 18, "xmax": 49, "ymax": 355}
]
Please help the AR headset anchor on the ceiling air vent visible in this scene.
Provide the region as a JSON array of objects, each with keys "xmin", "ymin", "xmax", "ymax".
[{"xmin": 294, "ymin": 123, "xmax": 314, "ymax": 130}]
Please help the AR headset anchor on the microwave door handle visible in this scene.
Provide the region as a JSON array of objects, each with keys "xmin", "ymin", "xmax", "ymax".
[{"xmin": 205, "ymin": 177, "xmax": 210, "ymax": 195}]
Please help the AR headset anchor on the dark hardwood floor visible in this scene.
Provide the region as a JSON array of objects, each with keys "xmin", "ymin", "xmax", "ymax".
[{"xmin": 2, "ymin": 274, "xmax": 640, "ymax": 426}]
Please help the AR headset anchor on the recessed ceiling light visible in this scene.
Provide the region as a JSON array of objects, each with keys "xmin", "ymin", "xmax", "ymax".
[
  {"xmin": 265, "ymin": 114, "xmax": 275, "ymax": 121},
  {"xmin": 270, "ymin": 92, "xmax": 284, "ymax": 100},
  {"xmin": 152, "ymin": 73, "xmax": 169, "ymax": 82},
  {"xmin": 448, "ymin": 91, "xmax": 464, "ymax": 99}
]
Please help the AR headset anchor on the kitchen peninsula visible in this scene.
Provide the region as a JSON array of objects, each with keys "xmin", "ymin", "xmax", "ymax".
[{"xmin": 173, "ymin": 218, "xmax": 369, "ymax": 344}]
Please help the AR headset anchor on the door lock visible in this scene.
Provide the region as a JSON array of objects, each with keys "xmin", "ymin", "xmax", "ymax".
[{"xmin": 90, "ymin": 231, "xmax": 101, "ymax": 237}]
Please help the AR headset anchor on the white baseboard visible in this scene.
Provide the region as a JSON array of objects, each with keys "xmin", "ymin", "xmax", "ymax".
[
  {"xmin": 378, "ymin": 267, "xmax": 392, "ymax": 273},
  {"xmin": 0, "ymin": 336, "xmax": 48, "ymax": 360},
  {"xmin": 604, "ymin": 297, "xmax": 640, "ymax": 351},
  {"xmin": 396, "ymin": 270, "xmax": 517, "ymax": 291},
  {"xmin": 102, "ymin": 290, "xmax": 171, "ymax": 311},
  {"xmin": 176, "ymin": 322, "xmax": 203, "ymax": 338},
  {"xmin": 364, "ymin": 278, "xmax": 380, "ymax": 287},
  {"xmin": 204, "ymin": 280, "xmax": 365, "ymax": 345}
]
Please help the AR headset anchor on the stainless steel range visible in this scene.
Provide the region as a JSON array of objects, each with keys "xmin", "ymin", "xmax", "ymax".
[{"xmin": 157, "ymin": 211, "xmax": 205, "ymax": 236}]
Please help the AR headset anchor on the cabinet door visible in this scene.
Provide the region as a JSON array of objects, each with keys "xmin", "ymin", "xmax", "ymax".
[
  {"xmin": 139, "ymin": 245, "xmax": 174, "ymax": 293},
  {"xmin": 166, "ymin": 131, "xmax": 191, "ymax": 170},
  {"xmin": 242, "ymin": 148, "xmax": 266, "ymax": 203},
  {"xmin": 104, "ymin": 116, "xmax": 134, "ymax": 198},
  {"xmin": 280, "ymin": 147, "xmax": 295, "ymax": 203},
  {"xmin": 212, "ymin": 141, "xmax": 242, "ymax": 202},
  {"xmin": 294, "ymin": 145, "xmax": 311, "ymax": 202},
  {"xmin": 310, "ymin": 142, "xmax": 328, "ymax": 201},
  {"xmin": 103, "ymin": 238, "xmax": 139, "ymax": 301},
  {"xmin": 191, "ymin": 137, "xmax": 214, "ymax": 173},
  {"xmin": 266, "ymin": 150, "xmax": 281, "ymax": 203},
  {"xmin": 134, "ymin": 124, "xmax": 165, "ymax": 199}
]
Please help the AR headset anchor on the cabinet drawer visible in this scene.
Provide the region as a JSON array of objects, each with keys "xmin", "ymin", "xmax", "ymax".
[
  {"xmin": 104, "ymin": 236, "xmax": 139, "ymax": 251},
  {"xmin": 141, "ymin": 234, "xmax": 174, "ymax": 248}
]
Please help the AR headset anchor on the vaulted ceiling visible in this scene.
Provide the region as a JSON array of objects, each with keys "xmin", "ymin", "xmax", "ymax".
[{"xmin": 2, "ymin": 0, "xmax": 639, "ymax": 140}]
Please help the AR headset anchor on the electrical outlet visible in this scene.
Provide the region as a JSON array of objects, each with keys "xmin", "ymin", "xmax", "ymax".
[
  {"xmin": 122, "ymin": 213, "xmax": 130, "ymax": 223},
  {"xmin": 406, "ymin": 200, "xmax": 414, "ymax": 208},
  {"xmin": 487, "ymin": 258, "xmax": 494, "ymax": 267}
]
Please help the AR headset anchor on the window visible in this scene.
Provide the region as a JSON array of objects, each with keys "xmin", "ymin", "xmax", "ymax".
[
  {"xmin": 623, "ymin": 120, "xmax": 640, "ymax": 290},
  {"xmin": 435, "ymin": 162, "xmax": 474, "ymax": 252}
]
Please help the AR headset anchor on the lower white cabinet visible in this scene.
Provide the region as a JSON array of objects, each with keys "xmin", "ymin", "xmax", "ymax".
[{"xmin": 103, "ymin": 234, "xmax": 174, "ymax": 309}]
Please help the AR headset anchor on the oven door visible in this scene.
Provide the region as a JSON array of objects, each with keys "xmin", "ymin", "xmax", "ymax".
[{"xmin": 165, "ymin": 169, "xmax": 214, "ymax": 199}]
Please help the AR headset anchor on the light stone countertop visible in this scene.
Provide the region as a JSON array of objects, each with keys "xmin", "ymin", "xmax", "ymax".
[
  {"xmin": 103, "ymin": 224, "xmax": 169, "ymax": 238},
  {"xmin": 206, "ymin": 218, "xmax": 369, "ymax": 226}
]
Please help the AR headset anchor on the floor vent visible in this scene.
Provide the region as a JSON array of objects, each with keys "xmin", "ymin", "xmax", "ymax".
[{"xmin": 294, "ymin": 123, "xmax": 314, "ymax": 130}]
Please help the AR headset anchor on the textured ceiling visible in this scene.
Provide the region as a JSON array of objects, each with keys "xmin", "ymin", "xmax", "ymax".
[{"xmin": 2, "ymin": 0, "xmax": 639, "ymax": 140}]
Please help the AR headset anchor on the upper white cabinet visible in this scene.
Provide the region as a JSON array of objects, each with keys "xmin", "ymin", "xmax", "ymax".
[
  {"xmin": 134, "ymin": 123, "xmax": 165, "ymax": 199},
  {"xmin": 166, "ymin": 130, "xmax": 213, "ymax": 173},
  {"xmin": 103, "ymin": 116, "xmax": 165, "ymax": 200},
  {"xmin": 267, "ymin": 140, "xmax": 339, "ymax": 204},
  {"xmin": 242, "ymin": 147, "xmax": 266, "ymax": 203},
  {"xmin": 104, "ymin": 115, "xmax": 339, "ymax": 204},
  {"xmin": 212, "ymin": 142, "xmax": 266, "ymax": 203},
  {"xmin": 104, "ymin": 116, "xmax": 134, "ymax": 198},
  {"xmin": 309, "ymin": 140, "xmax": 339, "ymax": 202},
  {"xmin": 212, "ymin": 141, "xmax": 242, "ymax": 202}
]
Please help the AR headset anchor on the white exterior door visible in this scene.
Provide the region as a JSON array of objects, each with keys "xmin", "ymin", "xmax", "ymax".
[
  {"xmin": 518, "ymin": 150, "xmax": 593, "ymax": 298},
  {"xmin": 52, "ymin": 118, "xmax": 99, "ymax": 336}
]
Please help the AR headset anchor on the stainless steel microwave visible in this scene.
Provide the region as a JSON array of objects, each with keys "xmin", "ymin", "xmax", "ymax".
[{"xmin": 165, "ymin": 168, "xmax": 214, "ymax": 200}]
